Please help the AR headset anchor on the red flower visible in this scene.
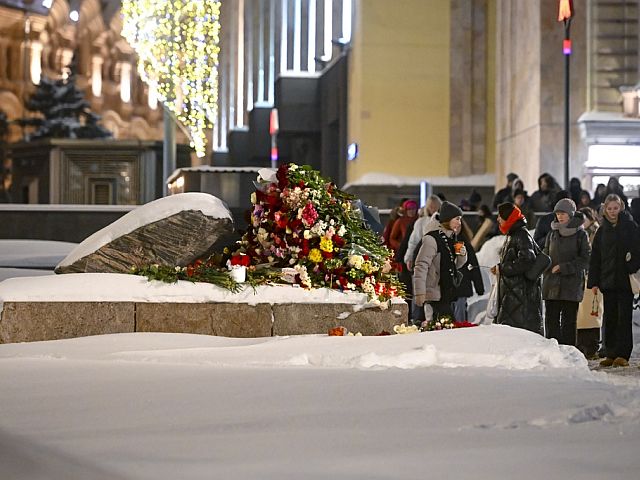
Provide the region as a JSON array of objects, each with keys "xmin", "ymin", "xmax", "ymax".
[
  {"xmin": 276, "ymin": 164, "xmax": 289, "ymax": 188},
  {"xmin": 301, "ymin": 239, "xmax": 311, "ymax": 256},
  {"xmin": 186, "ymin": 265, "xmax": 195, "ymax": 277},
  {"xmin": 321, "ymin": 249, "xmax": 333, "ymax": 259},
  {"xmin": 453, "ymin": 321, "xmax": 478, "ymax": 329},
  {"xmin": 332, "ymin": 235, "xmax": 345, "ymax": 248},
  {"xmin": 328, "ymin": 326, "xmax": 347, "ymax": 336},
  {"xmin": 230, "ymin": 254, "xmax": 251, "ymax": 267}
]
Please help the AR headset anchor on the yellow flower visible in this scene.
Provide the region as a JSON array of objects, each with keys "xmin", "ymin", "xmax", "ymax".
[
  {"xmin": 361, "ymin": 261, "xmax": 374, "ymax": 274},
  {"xmin": 308, "ymin": 248, "xmax": 323, "ymax": 263},
  {"xmin": 319, "ymin": 237, "xmax": 334, "ymax": 253}
]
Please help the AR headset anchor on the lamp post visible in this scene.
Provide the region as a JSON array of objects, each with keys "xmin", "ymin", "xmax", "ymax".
[{"xmin": 558, "ymin": 0, "xmax": 574, "ymax": 190}]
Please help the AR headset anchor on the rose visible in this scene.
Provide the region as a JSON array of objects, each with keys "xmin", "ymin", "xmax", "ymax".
[{"xmin": 230, "ymin": 254, "xmax": 251, "ymax": 267}]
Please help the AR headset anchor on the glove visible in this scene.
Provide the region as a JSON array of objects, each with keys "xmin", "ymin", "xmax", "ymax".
[{"xmin": 414, "ymin": 293, "xmax": 426, "ymax": 307}]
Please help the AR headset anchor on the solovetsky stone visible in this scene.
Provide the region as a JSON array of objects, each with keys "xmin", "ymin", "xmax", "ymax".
[{"xmin": 55, "ymin": 193, "xmax": 234, "ymax": 274}]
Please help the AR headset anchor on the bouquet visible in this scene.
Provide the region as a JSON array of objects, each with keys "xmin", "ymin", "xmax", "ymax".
[{"xmin": 233, "ymin": 163, "xmax": 403, "ymax": 304}]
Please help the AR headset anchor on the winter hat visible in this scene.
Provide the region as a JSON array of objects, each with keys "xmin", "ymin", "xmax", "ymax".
[
  {"xmin": 402, "ymin": 199, "xmax": 418, "ymax": 211},
  {"xmin": 506, "ymin": 172, "xmax": 518, "ymax": 182},
  {"xmin": 498, "ymin": 202, "xmax": 516, "ymax": 221},
  {"xmin": 553, "ymin": 198, "xmax": 576, "ymax": 217},
  {"xmin": 438, "ymin": 201, "xmax": 463, "ymax": 223}
]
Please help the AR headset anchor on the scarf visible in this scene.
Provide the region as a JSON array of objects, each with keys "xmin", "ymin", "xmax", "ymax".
[
  {"xmin": 550, "ymin": 215, "xmax": 585, "ymax": 237},
  {"xmin": 499, "ymin": 206, "xmax": 525, "ymax": 235}
]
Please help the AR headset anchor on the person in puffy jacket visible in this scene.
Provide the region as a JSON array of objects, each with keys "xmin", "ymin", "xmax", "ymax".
[
  {"xmin": 413, "ymin": 201, "xmax": 468, "ymax": 325},
  {"xmin": 588, "ymin": 194, "xmax": 640, "ymax": 368},
  {"xmin": 542, "ymin": 199, "xmax": 590, "ymax": 346},
  {"xmin": 492, "ymin": 203, "xmax": 543, "ymax": 335}
]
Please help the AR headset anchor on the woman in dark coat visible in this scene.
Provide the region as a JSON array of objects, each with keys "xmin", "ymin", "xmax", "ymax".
[
  {"xmin": 542, "ymin": 199, "xmax": 590, "ymax": 346},
  {"xmin": 588, "ymin": 194, "xmax": 640, "ymax": 367},
  {"xmin": 492, "ymin": 203, "xmax": 543, "ymax": 335}
]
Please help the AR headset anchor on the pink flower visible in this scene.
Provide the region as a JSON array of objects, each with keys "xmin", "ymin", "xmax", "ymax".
[{"xmin": 301, "ymin": 203, "xmax": 318, "ymax": 227}]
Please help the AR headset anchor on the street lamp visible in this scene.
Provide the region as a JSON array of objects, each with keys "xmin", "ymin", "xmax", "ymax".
[{"xmin": 558, "ymin": 0, "xmax": 574, "ymax": 190}]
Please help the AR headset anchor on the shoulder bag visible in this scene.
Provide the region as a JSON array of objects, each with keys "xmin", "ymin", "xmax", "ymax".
[{"xmin": 524, "ymin": 231, "xmax": 551, "ymax": 281}]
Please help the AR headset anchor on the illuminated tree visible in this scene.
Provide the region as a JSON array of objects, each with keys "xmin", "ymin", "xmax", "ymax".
[{"xmin": 121, "ymin": 0, "xmax": 221, "ymax": 157}]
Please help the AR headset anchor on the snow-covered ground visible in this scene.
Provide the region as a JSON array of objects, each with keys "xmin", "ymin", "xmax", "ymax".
[
  {"xmin": 1, "ymin": 207, "xmax": 640, "ymax": 479},
  {"xmin": 1, "ymin": 326, "xmax": 639, "ymax": 480}
]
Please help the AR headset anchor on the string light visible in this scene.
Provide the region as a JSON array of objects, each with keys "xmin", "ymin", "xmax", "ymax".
[{"xmin": 121, "ymin": 0, "xmax": 221, "ymax": 157}]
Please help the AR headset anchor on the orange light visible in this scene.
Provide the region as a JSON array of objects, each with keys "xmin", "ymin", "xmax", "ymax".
[{"xmin": 558, "ymin": 0, "xmax": 573, "ymax": 22}]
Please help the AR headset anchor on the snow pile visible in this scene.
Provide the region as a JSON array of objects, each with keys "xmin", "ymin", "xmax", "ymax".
[
  {"xmin": 57, "ymin": 193, "xmax": 232, "ymax": 268},
  {"xmin": 0, "ymin": 325, "xmax": 588, "ymax": 373},
  {"xmin": 0, "ymin": 272, "xmax": 404, "ymax": 306}
]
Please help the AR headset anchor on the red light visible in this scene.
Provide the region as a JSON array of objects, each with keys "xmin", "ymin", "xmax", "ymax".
[{"xmin": 563, "ymin": 39, "xmax": 572, "ymax": 55}]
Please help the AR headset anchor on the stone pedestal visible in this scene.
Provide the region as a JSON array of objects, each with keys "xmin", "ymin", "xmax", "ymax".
[{"xmin": 0, "ymin": 300, "xmax": 408, "ymax": 343}]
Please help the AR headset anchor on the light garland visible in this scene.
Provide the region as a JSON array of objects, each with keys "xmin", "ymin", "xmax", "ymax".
[{"xmin": 121, "ymin": 0, "xmax": 221, "ymax": 157}]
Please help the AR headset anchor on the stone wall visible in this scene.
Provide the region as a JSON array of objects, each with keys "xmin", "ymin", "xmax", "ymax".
[{"xmin": 0, "ymin": 301, "xmax": 408, "ymax": 343}]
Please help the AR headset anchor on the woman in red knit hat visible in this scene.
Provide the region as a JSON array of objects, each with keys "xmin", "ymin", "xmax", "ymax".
[{"xmin": 491, "ymin": 202, "xmax": 543, "ymax": 334}]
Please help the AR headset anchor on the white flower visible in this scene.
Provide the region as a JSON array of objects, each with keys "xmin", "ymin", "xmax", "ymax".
[
  {"xmin": 303, "ymin": 230, "xmax": 312, "ymax": 240},
  {"xmin": 250, "ymin": 192, "xmax": 257, "ymax": 204},
  {"xmin": 337, "ymin": 225, "xmax": 347, "ymax": 237},
  {"xmin": 348, "ymin": 255, "xmax": 364, "ymax": 269}
]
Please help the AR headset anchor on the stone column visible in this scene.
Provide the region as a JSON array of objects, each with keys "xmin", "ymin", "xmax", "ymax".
[
  {"xmin": 494, "ymin": 0, "xmax": 587, "ymax": 191},
  {"xmin": 449, "ymin": 0, "xmax": 487, "ymax": 177}
]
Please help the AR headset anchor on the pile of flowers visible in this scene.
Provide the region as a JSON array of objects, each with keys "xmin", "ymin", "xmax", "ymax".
[
  {"xmin": 233, "ymin": 163, "xmax": 403, "ymax": 304},
  {"xmin": 130, "ymin": 163, "xmax": 403, "ymax": 306},
  {"xmin": 421, "ymin": 316, "xmax": 478, "ymax": 332}
]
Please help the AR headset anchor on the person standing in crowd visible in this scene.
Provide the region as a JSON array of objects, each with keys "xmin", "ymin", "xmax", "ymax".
[
  {"xmin": 513, "ymin": 188, "xmax": 535, "ymax": 226},
  {"xmin": 629, "ymin": 197, "xmax": 640, "ymax": 224},
  {"xmin": 578, "ymin": 190, "xmax": 592, "ymax": 209},
  {"xmin": 389, "ymin": 200, "xmax": 418, "ymax": 252},
  {"xmin": 413, "ymin": 202, "xmax": 467, "ymax": 324},
  {"xmin": 492, "ymin": 172, "xmax": 519, "ymax": 210},
  {"xmin": 576, "ymin": 207, "xmax": 603, "ymax": 358},
  {"xmin": 605, "ymin": 177, "xmax": 628, "ymax": 208},
  {"xmin": 382, "ymin": 205, "xmax": 401, "ymax": 248},
  {"xmin": 541, "ymin": 199, "xmax": 590, "ymax": 347},
  {"xmin": 534, "ymin": 190, "xmax": 571, "ymax": 248},
  {"xmin": 592, "ymin": 183, "xmax": 607, "ymax": 211},
  {"xmin": 492, "ymin": 202, "xmax": 543, "ymax": 335},
  {"xmin": 472, "ymin": 205, "xmax": 498, "ymax": 249},
  {"xmin": 569, "ymin": 177, "xmax": 583, "ymax": 206},
  {"xmin": 452, "ymin": 223, "xmax": 485, "ymax": 322},
  {"xmin": 588, "ymin": 194, "xmax": 640, "ymax": 367},
  {"xmin": 404, "ymin": 195, "xmax": 442, "ymax": 272},
  {"xmin": 530, "ymin": 173, "xmax": 561, "ymax": 213}
]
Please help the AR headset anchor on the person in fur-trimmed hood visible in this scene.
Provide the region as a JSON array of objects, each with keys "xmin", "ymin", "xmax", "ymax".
[
  {"xmin": 413, "ymin": 201, "xmax": 468, "ymax": 325},
  {"xmin": 542, "ymin": 198, "xmax": 591, "ymax": 347},
  {"xmin": 492, "ymin": 203, "xmax": 543, "ymax": 335}
]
